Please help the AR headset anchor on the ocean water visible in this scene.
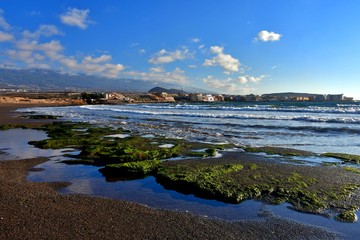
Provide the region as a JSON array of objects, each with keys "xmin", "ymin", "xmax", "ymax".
[{"xmin": 19, "ymin": 101, "xmax": 360, "ymax": 154}]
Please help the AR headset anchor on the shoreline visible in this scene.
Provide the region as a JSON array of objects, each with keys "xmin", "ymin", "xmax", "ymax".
[{"xmin": 0, "ymin": 103, "xmax": 343, "ymax": 239}]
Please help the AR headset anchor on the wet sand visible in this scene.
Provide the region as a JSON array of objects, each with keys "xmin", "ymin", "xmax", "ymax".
[{"xmin": 0, "ymin": 103, "xmax": 342, "ymax": 239}]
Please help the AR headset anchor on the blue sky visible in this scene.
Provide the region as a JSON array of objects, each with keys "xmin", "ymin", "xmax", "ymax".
[{"xmin": 1, "ymin": 1, "xmax": 360, "ymax": 99}]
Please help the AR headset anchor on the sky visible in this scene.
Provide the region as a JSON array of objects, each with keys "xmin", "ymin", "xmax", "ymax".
[{"xmin": 0, "ymin": 0, "xmax": 360, "ymax": 99}]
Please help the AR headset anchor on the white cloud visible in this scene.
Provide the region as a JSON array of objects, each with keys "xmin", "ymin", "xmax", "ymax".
[
  {"xmin": 203, "ymin": 46, "xmax": 240, "ymax": 73},
  {"xmin": 149, "ymin": 48, "xmax": 192, "ymax": 64},
  {"xmin": 203, "ymin": 75, "xmax": 265, "ymax": 94},
  {"xmin": 82, "ymin": 55, "xmax": 112, "ymax": 64},
  {"xmin": 7, "ymin": 50, "xmax": 34, "ymax": 63},
  {"xmin": 60, "ymin": 8, "xmax": 91, "ymax": 29},
  {"xmin": 150, "ymin": 66, "xmax": 165, "ymax": 73},
  {"xmin": 203, "ymin": 76, "xmax": 240, "ymax": 93},
  {"xmin": 8, "ymin": 35, "xmax": 124, "ymax": 78},
  {"xmin": 23, "ymin": 25, "xmax": 63, "ymax": 39},
  {"xmin": 60, "ymin": 55, "xmax": 125, "ymax": 78},
  {"xmin": 0, "ymin": 9, "xmax": 10, "ymax": 30},
  {"xmin": 124, "ymin": 67, "xmax": 189, "ymax": 85},
  {"xmin": 236, "ymin": 75, "xmax": 265, "ymax": 84},
  {"xmin": 256, "ymin": 30, "xmax": 282, "ymax": 42},
  {"xmin": 0, "ymin": 31, "xmax": 13, "ymax": 41},
  {"xmin": 191, "ymin": 38, "xmax": 200, "ymax": 43}
]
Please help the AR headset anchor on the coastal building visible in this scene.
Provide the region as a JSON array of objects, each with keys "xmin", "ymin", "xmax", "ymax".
[
  {"xmin": 214, "ymin": 95, "xmax": 224, "ymax": 101},
  {"xmin": 326, "ymin": 94, "xmax": 343, "ymax": 102},
  {"xmin": 343, "ymin": 96, "xmax": 354, "ymax": 102},
  {"xmin": 261, "ymin": 93, "xmax": 327, "ymax": 102},
  {"xmin": 203, "ymin": 94, "xmax": 215, "ymax": 102},
  {"xmin": 189, "ymin": 93, "xmax": 203, "ymax": 102}
]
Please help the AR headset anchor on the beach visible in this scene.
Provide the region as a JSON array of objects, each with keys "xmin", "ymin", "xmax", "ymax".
[{"xmin": 0, "ymin": 102, "xmax": 344, "ymax": 239}]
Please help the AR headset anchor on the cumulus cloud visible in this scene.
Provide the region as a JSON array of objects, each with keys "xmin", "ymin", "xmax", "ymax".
[
  {"xmin": 236, "ymin": 75, "xmax": 265, "ymax": 84},
  {"xmin": 124, "ymin": 67, "xmax": 189, "ymax": 85},
  {"xmin": 82, "ymin": 55, "xmax": 112, "ymax": 64},
  {"xmin": 256, "ymin": 30, "xmax": 282, "ymax": 42},
  {"xmin": 149, "ymin": 48, "xmax": 192, "ymax": 64},
  {"xmin": 8, "ymin": 36, "xmax": 124, "ymax": 78},
  {"xmin": 203, "ymin": 76, "xmax": 240, "ymax": 93},
  {"xmin": 0, "ymin": 9, "xmax": 124, "ymax": 78},
  {"xmin": 203, "ymin": 46, "xmax": 240, "ymax": 73},
  {"xmin": 60, "ymin": 55, "xmax": 125, "ymax": 78},
  {"xmin": 60, "ymin": 8, "xmax": 91, "ymax": 29},
  {"xmin": 203, "ymin": 75, "xmax": 266, "ymax": 93},
  {"xmin": 150, "ymin": 66, "xmax": 165, "ymax": 73},
  {"xmin": 23, "ymin": 25, "xmax": 63, "ymax": 39},
  {"xmin": 0, "ymin": 31, "xmax": 13, "ymax": 41}
]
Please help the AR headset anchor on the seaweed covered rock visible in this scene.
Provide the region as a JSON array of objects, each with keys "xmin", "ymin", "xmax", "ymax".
[
  {"xmin": 102, "ymin": 160, "xmax": 160, "ymax": 175},
  {"xmin": 244, "ymin": 146, "xmax": 315, "ymax": 157},
  {"xmin": 321, "ymin": 153, "xmax": 360, "ymax": 164},
  {"xmin": 336, "ymin": 210, "xmax": 358, "ymax": 223},
  {"xmin": 155, "ymin": 156, "xmax": 360, "ymax": 220}
]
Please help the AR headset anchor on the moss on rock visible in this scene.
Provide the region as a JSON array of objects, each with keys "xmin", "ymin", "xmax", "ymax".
[
  {"xmin": 103, "ymin": 160, "xmax": 161, "ymax": 175},
  {"xmin": 321, "ymin": 153, "xmax": 360, "ymax": 164},
  {"xmin": 155, "ymin": 157, "xmax": 360, "ymax": 219},
  {"xmin": 244, "ymin": 146, "xmax": 315, "ymax": 156},
  {"xmin": 336, "ymin": 210, "xmax": 358, "ymax": 222}
]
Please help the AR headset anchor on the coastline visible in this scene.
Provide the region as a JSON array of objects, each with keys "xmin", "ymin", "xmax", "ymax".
[{"xmin": 0, "ymin": 103, "xmax": 342, "ymax": 239}]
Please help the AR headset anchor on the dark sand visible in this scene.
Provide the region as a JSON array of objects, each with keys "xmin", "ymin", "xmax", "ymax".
[{"xmin": 0, "ymin": 104, "xmax": 342, "ymax": 239}]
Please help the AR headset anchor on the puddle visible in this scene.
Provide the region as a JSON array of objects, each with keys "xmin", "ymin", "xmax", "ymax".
[{"xmin": 0, "ymin": 129, "xmax": 75, "ymax": 159}]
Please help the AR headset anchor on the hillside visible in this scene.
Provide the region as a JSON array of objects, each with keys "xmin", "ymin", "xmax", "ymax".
[
  {"xmin": 148, "ymin": 87, "xmax": 185, "ymax": 94},
  {"xmin": 0, "ymin": 68, "xmax": 205, "ymax": 93}
]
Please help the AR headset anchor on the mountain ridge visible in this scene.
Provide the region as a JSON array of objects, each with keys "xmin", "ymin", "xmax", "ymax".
[{"xmin": 0, "ymin": 68, "xmax": 207, "ymax": 93}]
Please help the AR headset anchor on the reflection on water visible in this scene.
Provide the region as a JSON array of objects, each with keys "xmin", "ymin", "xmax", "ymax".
[
  {"xmin": 28, "ymin": 158, "xmax": 360, "ymax": 239},
  {"xmin": 0, "ymin": 129, "xmax": 73, "ymax": 160}
]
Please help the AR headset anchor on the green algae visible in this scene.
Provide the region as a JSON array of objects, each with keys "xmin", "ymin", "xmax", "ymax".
[
  {"xmin": 244, "ymin": 146, "xmax": 315, "ymax": 157},
  {"xmin": 336, "ymin": 210, "xmax": 358, "ymax": 222},
  {"xmin": 28, "ymin": 122, "xmax": 228, "ymax": 165},
  {"xmin": 103, "ymin": 160, "xmax": 161, "ymax": 175},
  {"xmin": 343, "ymin": 166, "xmax": 360, "ymax": 174},
  {"xmin": 189, "ymin": 148, "xmax": 218, "ymax": 158},
  {"xmin": 0, "ymin": 124, "xmax": 33, "ymax": 130},
  {"xmin": 321, "ymin": 153, "xmax": 360, "ymax": 164},
  {"xmin": 25, "ymin": 121, "xmax": 360, "ymax": 222},
  {"xmin": 156, "ymin": 160, "xmax": 360, "ymax": 219}
]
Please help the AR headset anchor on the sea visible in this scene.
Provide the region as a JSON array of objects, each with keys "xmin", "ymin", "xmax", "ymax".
[
  {"xmin": 10, "ymin": 101, "xmax": 360, "ymax": 239},
  {"xmin": 20, "ymin": 101, "xmax": 360, "ymax": 155}
]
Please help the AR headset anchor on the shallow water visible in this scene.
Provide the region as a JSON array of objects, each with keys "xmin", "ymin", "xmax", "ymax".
[
  {"xmin": 1, "ymin": 127, "xmax": 359, "ymax": 238},
  {"xmin": 27, "ymin": 157, "xmax": 360, "ymax": 239},
  {"xmin": 0, "ymin": 129, "xmax": 73, "ymax": 160},
  {"xmin": 18, "ymin": 101, "xmax": 360, "ymax": 155}
]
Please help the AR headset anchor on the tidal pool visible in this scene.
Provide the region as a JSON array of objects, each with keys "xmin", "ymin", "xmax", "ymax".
[
  {"xmin": 1, "ymin": 128, "xmax": 359, "ymax": 239},
  {"xmin": 0, "ymin": 129, "xmax": 74, "ymax": 160},
  {"xmin": 27, "ymin": 157, "xmax": 360, "ymax": 239}
]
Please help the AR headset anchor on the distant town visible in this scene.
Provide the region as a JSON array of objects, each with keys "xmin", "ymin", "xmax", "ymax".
[
  {"xmin": 86, "ymin": 87, "xmax": 355, "ymax": 104},
  {"xmin": 0, "ymin": 86, "xmax": 355, "ymax": 104}
]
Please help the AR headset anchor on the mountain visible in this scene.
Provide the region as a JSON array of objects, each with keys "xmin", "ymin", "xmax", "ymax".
[
  {"xmin": 0, "ymin": 68, "xmax": 207, "ymax": 93},
  {"xmin": 148, "ymin": 87, "xmax": 185, "ymax": 94}
]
